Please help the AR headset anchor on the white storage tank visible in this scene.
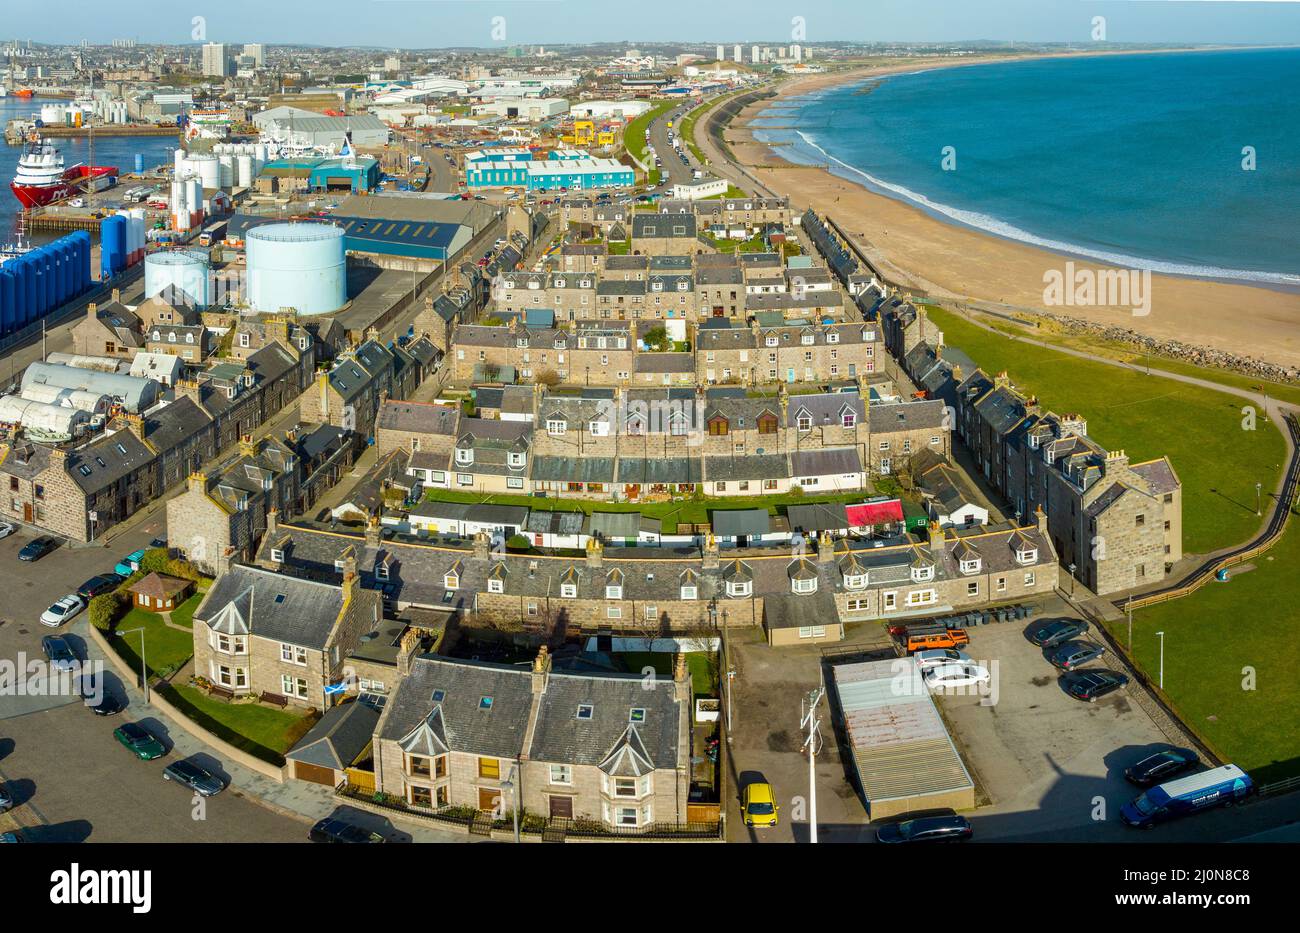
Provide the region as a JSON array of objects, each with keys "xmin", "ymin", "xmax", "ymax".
[
  {"xmin": 236, "ymin": 154, "xmax": 254, "ymax": 187},
  {"xmin": 186, "ymin": 154, "xmax": 221, "ymax": 191},
  {"xmin": 173, "ymin": 148, "xmax": 186, "ymax": 175},
  {"xmin": 246, "ymin": 223, "xmax": 347, "ymax": 316},
  {"xmin": 145, "ymin": 249, "xmax": 211, "ymax": 308}
]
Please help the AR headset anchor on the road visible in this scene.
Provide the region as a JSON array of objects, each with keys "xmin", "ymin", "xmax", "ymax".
[{"xmin": 645, "ymin": 104, "xmax": 698, "ymax": 186}]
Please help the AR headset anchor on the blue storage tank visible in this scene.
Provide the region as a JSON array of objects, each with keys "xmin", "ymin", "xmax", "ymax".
[
  {"xmin": 101, "ymin": 214, "xmax": 127, "ymax": 279},
  {"xmin": 0, "ymin": 265, "xmax": 15, "ymax": 337},
  {"xmin": 134, "ymin": 153, "xmax": 144, "ymax": 173},
  {"xmin": 59, "ymin": 239, "xmax": 75, "ymax": 304},
  {"xmin": 32, "ymin": 253, "xmax": 48, "ymax": 321},
  {"xmin": 14, "ymin": 256, "xmax": 33, "ymax": 327},
  {"xmin": 71, "ymin": 231, "xmax": 91, "ymax": 295},
  {"xmin": 50, "ymin": 242, "xmax": 67, "ymax": 308}
]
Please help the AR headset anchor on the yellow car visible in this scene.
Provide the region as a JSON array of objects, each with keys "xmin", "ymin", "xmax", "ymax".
[{"xmin": 742, "ymin": 782, "xmax": 780, "ymax": 828}]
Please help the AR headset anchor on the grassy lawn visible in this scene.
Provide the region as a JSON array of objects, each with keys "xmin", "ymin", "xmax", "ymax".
[
  {"xmin": 926, "ymin": 305, "xmax": 1287, "ymax": 555},
  {"xmin": 111, "ymin": 607, "xmax": 195, "ymax": 680},
  {"xmin": 1103, "ymin": 504, "xmax": 1300, "ymax": 783},
  {"xmin": 168, "ymin": 591, "xmax": 204, "ymax": 630},
  {"xmin": 160, "ymin": 685, "xmax": 317, "ymax": 763},
  {"xmin": 425, "ymin": 487, "xmax": 901, "ymax": 534},
  {"xmin": 702, "ymin": 232, "xmax": 768, "ymax": 254},
  {"xmin": 616, "ymin": 651, "xmax": 717, "ymax": 695}
]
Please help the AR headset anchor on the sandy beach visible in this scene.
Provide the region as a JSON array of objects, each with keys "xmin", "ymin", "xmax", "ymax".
[{"xmin": 723, "ymin": 52, "xmax": 1300, "ymax": 372}]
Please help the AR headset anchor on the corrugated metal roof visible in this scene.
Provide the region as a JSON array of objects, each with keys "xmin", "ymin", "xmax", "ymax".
[{"xmin": 831, "ymin": 658, "xmax": 974, "ymax": 805}]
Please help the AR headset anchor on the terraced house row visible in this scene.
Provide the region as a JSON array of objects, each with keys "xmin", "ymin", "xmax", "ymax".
[{"xmin": 376, "ymin": 384, "xmax": 949, "ymax": 499}]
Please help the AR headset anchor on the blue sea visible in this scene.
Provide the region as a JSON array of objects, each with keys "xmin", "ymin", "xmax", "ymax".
[
  {"xmin": 0, "ymin": 95, "xmax": 179, "ymax": 247},
  {"xmin": 754, "ymin": 48, "xmax": 1300, "ymax": 286}
]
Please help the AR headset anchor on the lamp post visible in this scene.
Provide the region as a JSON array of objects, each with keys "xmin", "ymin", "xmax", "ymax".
[
  {"xmin": 1155, "ymin": 630, "xmax": 1165, "ymax": 690},
  {"xmin": 1068, "ymin": 562, "xmax": 1077, "ymax": 597},
  {"xmin": 1256, "ymin": 482, "xmax": 1263, "ymax": 517},
  {"xmin": 118, "ymin": 626, "xmax": 148, "ymax": 702},
  {"xmin": 500, "ymin": 763, "xmax": 521, "ymax": 844}
]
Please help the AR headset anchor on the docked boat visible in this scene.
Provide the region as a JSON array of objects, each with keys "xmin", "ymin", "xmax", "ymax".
[{"xmin": 9, "ymin": 132, "xmax": 118, "ymax": 209}]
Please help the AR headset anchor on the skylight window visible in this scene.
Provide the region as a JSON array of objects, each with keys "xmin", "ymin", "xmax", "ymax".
[
  {"xmin": 629, "ymin": 708, "xmax": 646, "ymax": 723},
  {"xmin": 432, "ymin": 689, "xmax": 446, "ymax": 703},
  {"xmin": 576, "ymin": 704, "xmax": 594, "ymax": 721},
  {"xmin": 479, "ymin": 696, "xmax": 494, "ymax": 710}
]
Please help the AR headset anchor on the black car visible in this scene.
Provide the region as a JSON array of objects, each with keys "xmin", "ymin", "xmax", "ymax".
[
  {"xmin": 163, "ymin": 760, "xmax": 225, "ymax": 797},
  {"xmin": 309, "ymin": 818, "xmax": 387, "ymax": 844},
  {"xmin": 0, "ymin": 783, "xmax": 12, "ymax": 813},
  {"xmin": 876, "ymin": 813, "xmax": 973, "ymax": 844},
  {"xmin": 41, "ymin": 634, "xmax": 78, "ymax": 671},
  {"xmin": 18, "ymin": 537, "xmax": 59, "ymax": 561},
  {"xmin": 1062, "ymin": 669, "xmax": 1130, "ymax": 702},
  {"xmin": 1028, "ymin": 618, "xmax": 1089, "ymax": 648},
  {"xmin": 1125, "ymin": 748, "xmax": 1199, "ymax": 787},
  {"xmin": 80, "ymin": 679, "xmax": 124, "ymax": 716},
  {"xmin": 77, "ymin": 573, "xmax": 123, "ymax": 600}
]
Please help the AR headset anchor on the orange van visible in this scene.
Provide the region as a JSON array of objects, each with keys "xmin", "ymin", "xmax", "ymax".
[{"xmin": 905, "ymin": 629, "xmax": 971, "ymax": 654}]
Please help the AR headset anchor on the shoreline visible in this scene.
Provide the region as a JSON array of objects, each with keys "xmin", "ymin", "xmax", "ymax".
[{"xmin": 724, "ymin": 47, "xmax": 1300, "ymax": 371}]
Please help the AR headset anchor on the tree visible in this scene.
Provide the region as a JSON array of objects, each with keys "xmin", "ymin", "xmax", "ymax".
[
  {"xmin": 88, "ymin": 592, "xmax": 127, "ymax": 631},
  {"xmin": 139, "ymin": 547, "xmax": 171, "ymax": 575},
  {"xmin": 535, "ymin": 369, "xmax": 561, "ymax": 387},
  {"xmin": 642, "ymin": 326, "xmax": 670, "ymax": 352}
]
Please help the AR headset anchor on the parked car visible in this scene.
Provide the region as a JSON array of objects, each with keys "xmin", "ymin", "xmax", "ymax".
[
  {"xmin": 0, "ymin": 521, "xmax": 15, "ymax": 539},
  {"xmin": 40, "ymin": 594, "xmax": 86, "ymax": 627},
  {"xmin": 40, "ymin": 634, "xmax": 78, "ymax": 671},
  {"xmin": 875, "ymin": 812, "xmax": 973, "ymax": 843},
  {"xmin": 1121, "ymin": 764, "xmax": 1253, "ymax": 829},
  {"xmin": 1029, "ymin": 618, "xmax": 1089, "ymax": 648},
  {"xmin": 113, "ymin": 549, "xmax": 146, "ymax": 577},
  {"xmin": 1048, "ymin": 640, "xmax": 1106, "ymax": 671},
  {"xmin": 18, "ymin": 536, "xmax": 59, "ymax": 561},
  {"xmin": 114, "ymin": 722, "xmax": 166, "ymax": 760},
  {"xmin": 163, "ymin": 760, "xmax": 225, "ymax": 797},
  {"xmin": 913, "ymin": 649, "xmax": 973, "ymax": 671},
  {"xmin": 0, "ymin": 831, "xmax": 23, "ymax": 843},
  {"xmin": 923, "ymin": 663, "xmax": 991, "ymax": 689},
  {"xmin": 1125, "ymin": 748, "xmax": 1199, "ymax": 787},
  {"xmin": 76, "ymin": 573, "xmax": 123, "ymax": 600},
  {"xmin": 1061, "ymin": 669, "xmax": 1129, "ymax": 702},
  {"xmin": 905, "ymin": 629, "xmax": 970, "ymax": 654},
  {"xmin": 308, "ymin": 818, "xmax": 386, "ymax": 843},
  {"xmin": 81, "ymin": 679, "xmax": 124, "ymax": 716},
  {"xmin": 0, "ymin": 783, "xmax": 12, "ymax": 813},
  {"xmin": 741, "ymin": 781, "xmax": 779, "ymax": 828}
]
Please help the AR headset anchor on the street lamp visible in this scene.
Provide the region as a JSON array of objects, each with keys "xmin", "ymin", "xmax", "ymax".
[
  {"xmin": 1068, "ymin": 562, "xmax": 1077, "ymax": 597},
  {"xmin": 118, "ymin": 626, "xmax": 148, "ymax": 702},
  {"xmin": 499, "ymin": 763, "xmax": 521, "ymax": 843},
  {"xmin": 1155, "ymin": 631, "xmax": 1165, "ymax": 690},
  {"xmin": 1256, "ymin": 482, "xmax": 1263, "ymax": 517}
]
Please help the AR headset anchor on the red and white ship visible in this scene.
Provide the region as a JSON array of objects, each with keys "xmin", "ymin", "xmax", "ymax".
[{"xmin": 10, "ymin": 133, "xmax": 118, "ymax": 209}]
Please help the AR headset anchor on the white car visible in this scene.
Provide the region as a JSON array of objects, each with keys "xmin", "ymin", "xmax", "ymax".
[
  {"xmin": 40, "ymin": 594, "xmax": 85, "ymax": 628},
  {"xmin": 923, "ymin": 663, "xmax": 991, "ymax": 689},
  {"xmin": 0, "ymin": 521, "xmax": 15, "ymax": 540},
  {"xmin": 913, "ymin": 648, "xmax": 974, "ymax": 671}
]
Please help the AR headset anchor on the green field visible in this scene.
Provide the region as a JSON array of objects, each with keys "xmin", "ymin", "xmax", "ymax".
[
  {"xmin": 1105, "ymin": 505, "xmax": 1300, "ymax": 783},
  {"xmin": 111, "ymin": 607, "xmax": 196, "ymax": 680},
  {"xmin": 926, "ymin": 306, "xmax": 1287, "ymax": 555},
  {"xmin": 161, "ymin": 685, "xmax": 316, "ymax": 763}
]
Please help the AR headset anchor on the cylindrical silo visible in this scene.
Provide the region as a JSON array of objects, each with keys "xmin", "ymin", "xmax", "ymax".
[
  {"xmin": 32, "ymin": 251, "xmax": 49, "ymax": 318},
  {"xmin": 144, "ymin": 250, "xmax": 210, "ymax": 308},
  {"xmin": 187, "ymin": 153, "xmax": 220, "ymax": 192},
  {"xmin": 236, "ymin": 154, "xmax": 254, "ymax": 187},
  {"xmin": 100, "ymin": 214, "xmax": 126, "ymax": 279},
  {"xmin": 50, "ymin": 241, "xmax": 68, "ymax": 308},
  {"xmin": 0, "ymin": 266, "xmax": 15, "ymax": 338},
  {"xmin": 13, "ymin": 256, "xmax": 31, "ymax": 325},
  {"xmin": 246, "ymin": 223, "xmax": 347, "ymax": 316},
  {"xmin": 173, "ymin": 148, "xmax": 185, "ymax": 176}
]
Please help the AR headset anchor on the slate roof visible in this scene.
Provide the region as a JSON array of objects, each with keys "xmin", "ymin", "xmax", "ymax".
[
  {"xmin": 529, "ymin": 671, "xmax": 681, "ymax": 771},
  {"xmin": 377, "ymin": 400, "xmax": 459, "ymax": 436},
  {"xmin": 786, "ymin": 502, "xmax": 850, "ymax": 533},
  {"xmin": 195, "ymin": 564, "xmax": 353, "ymax": 650},
  {"xmin": 711, "ymin": 509, "xmax": 771, "ymax": 537},
  {"xmin": 285, "ymin": 699, "xmax": 380, "ymax": 770},
  {"xmin": 869, "ymin": 399, "xmax": 948, "ymax": 434},
  {"xmin": 789, "ymin": 447, "xmax": 862, "ymax": 477}
]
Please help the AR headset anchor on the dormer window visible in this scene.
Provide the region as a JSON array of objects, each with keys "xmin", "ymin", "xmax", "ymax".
[
  {"xmin": 911, "ymin": 564, "xmax": 935, "ymax": 583},
  {"xmin": 765, "ymin": 335, "xmax": 778, "ymax": 347},
  {"xmin": 270, "ymin": 548, "xmax": 284, "ymax": 563},
  {"xmin": 801, "ymin": 334, "xmax": 814, "ymax": 345},
  {"xmin": 727, "ymin": 580, "xmax": 752, "ymax": 598},
  {"xmin": 841, "ymin": 411, "xmax": 857, "ymax": 428},
  {"xmin": 589, "ymin": 420, "xmax": 609, "ymax": 437},
  {"xmin": 508, "ymin": 451, "xmax": 525, "ymax": 467},
  {"xmin": 561, "ymin": 582, "xmax": 577, "ymax": 598},
  {"xmin": 680, "ymin": 585, "xmax": 697, "ymax": 600},
  {"xmin": 843, "ymin": 572, "xmax": 867, "ymax": 590},
  {"xmin": 376, "ymin": 562, "xmax": 390, "ymax": 581},
  {"xmin": 796, "ymin": 414, "xmax": 812, "ymax": 432},
  {"xmin": 827, "ymin": 332, "xmax": 839, "ymax": 344},
  {"xmin": 444, "ymin": 573, "xmax": 459, "ymax": 590},
  {"xmin": 1017, "ymin": 547, "xmax": 1038, "ymax": 565},
  {"xmin": 488, "ymin": 578, "xmax": 504, "ymax": 594},
  {"xmin": 960, "ymin": 557, "xmax": 982, "ymax": 575},
  {"xmin": 547, "ymin": 419, "xmax": 567, "ymax": 436},
  {"xmin": 456, "ymin": 448, "xmax": 473, "ymax": 465},
  {"xmin": 792, "ymin": 576, "xmax": 817, "ymax": 594},
  {"xmin": 606, "ymin": 584, "xmax": 622, "ymax": 599}
]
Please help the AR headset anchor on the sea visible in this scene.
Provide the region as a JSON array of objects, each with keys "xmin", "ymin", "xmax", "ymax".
[
  {"xmin": 753, "ymin": 48, "xmax": 1300, "ymax": 287},
  {"xmin": 0, "ymin": 94, "xmax": 179, "ymax": 248}
]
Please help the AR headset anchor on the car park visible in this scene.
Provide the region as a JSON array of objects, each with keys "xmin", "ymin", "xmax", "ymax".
[
  {"xmin": 1124, "ymin": 748, "xmax": 1199, "ymax": 787},
  {"xmin": 741, "ymin": 781, "xmax": 779, "ymax": 828},
  {"xmin": 913, "ymin": 648, "xmax": 973, "ymax": 671},
  {"xmin": 40, "ymin": 594, "xmax": 85, "ymax": 627},
  {"xmin": 1061, "ymin": 669, "xmax": 1129, "ymax": 701},
  {"xmin": 923, "ymin": 663, "xmax": 991, "ymax": 689},
  {"xmin": 114, "ymin": 722, "xmax": 166, "ymax": 760},
  {"xmin": 41, "ymin": 634, "xmax": 78, "ymax": 671},
  {"xmin": 76, "ymin": 573, "xmax": 123, "ymax": 600},
  {"xmin": 875, "ymin": 812, "xmax": 972, "ymax": 843},
  {"xmin": 1028, "ymin": 618, "xmax": 1089, "ymax": 648},
  {"xmin": 163, "ymin": 760, "xmax": 225, "ymax": 796},
  {"xmin": 308, "ymin": 818, "xmax": 386, "ymax": 843},
  {"xmin": 1048, "ymin": 640, "xmax": 1106, "ymax": 671},
  {"xmin": 18, "ymin": 536, "xmax": 59, "ymax": 561}
]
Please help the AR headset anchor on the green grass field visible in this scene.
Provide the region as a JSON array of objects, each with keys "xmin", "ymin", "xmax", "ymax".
[
  {"xmin": 927, "ymin": 306, "xmax": 1287, "ymax": 555},
  {"xmin": 111, "ymin": 607, "xmax": 196, "ymax": 680},
  {"xmin": 161, "ymin": 685, "xmax": 316, "ymax": 763},
  {"xmin": 1105, "ymin": 506, "xmax": 1300, "ymax": 783}
]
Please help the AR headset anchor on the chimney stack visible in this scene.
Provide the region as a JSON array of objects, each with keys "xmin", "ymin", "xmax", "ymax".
[
  {"xmin": 365, "ymin": 515, "xmax": 381, "ymax": 548},
  {"xmin": 928, "ymin": 520, "xmax": 946, "ymax": 558},
  {"xmin": 532, "ymin": 645, "xmax": 552, "ymax": 696},
  {"xmin": 473, "ymin": 530, "xmax": 490, "ymax": 560},
  {"xmin": 585, "ymin": 536, "xmax": 603, "ymax": 570},
  {"xmin": 817, "ymin": 529, "xmax": 835, "ymax": 564},
  {"xmin": 702, "ymin": 531, "xmax": 719, "ymax": 570}
]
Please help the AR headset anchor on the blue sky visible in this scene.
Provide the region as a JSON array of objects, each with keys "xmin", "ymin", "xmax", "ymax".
[{"xmin": 9, "ymin": 1, "xmax": 1300, "ymax": 49}]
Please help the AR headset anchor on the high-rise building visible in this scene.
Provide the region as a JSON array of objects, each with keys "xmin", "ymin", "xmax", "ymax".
[
  {"xmin": 792, "ymin": 44, "xmax": 803, "ymax": 62},
  {"xmin": 243, "ymin": 43, "xmax": 265, "ymax": 67},
  {"xmin": 733, "ymin": 44, "xmax": 742, "ymax": 63},
  {"xmin": 751, "ymin": 45, "xmax": 760, "ymax": 64},
  {"xmin": 716, "ymin": 44, "xmax": 725, "ymax": 62},
  {"xmin": 201, "ymin": 42, "xmax": 230, "ymax": 78},
  {"xmin": 384, "ymin": 55, "xmax": 401, "ymax": 72}
]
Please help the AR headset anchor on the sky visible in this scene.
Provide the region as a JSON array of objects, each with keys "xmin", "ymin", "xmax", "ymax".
[{"xmin": 8, "ymin": 0, "xmax": 1300, "ymax": 50}]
